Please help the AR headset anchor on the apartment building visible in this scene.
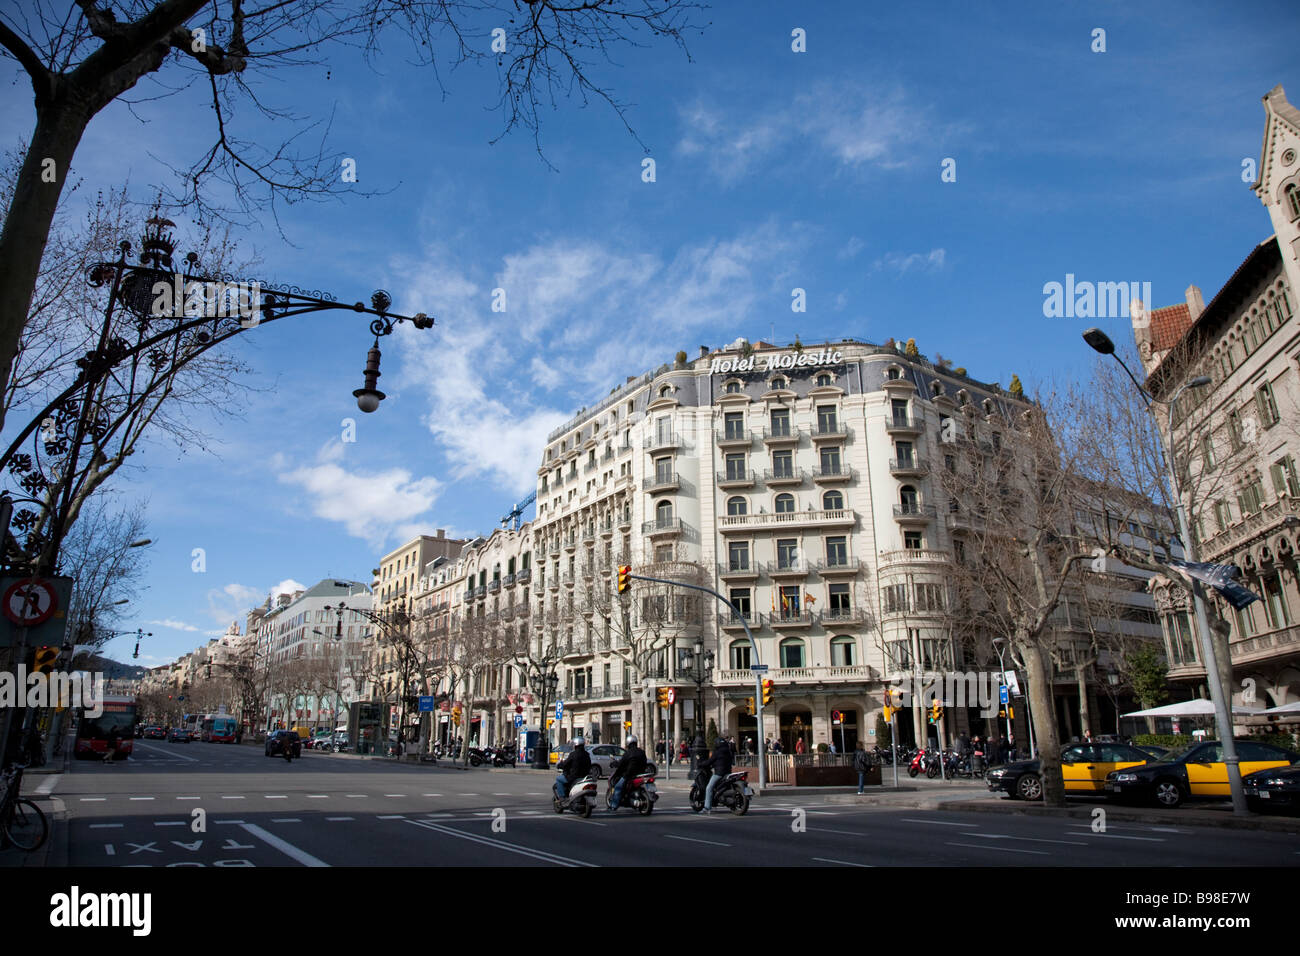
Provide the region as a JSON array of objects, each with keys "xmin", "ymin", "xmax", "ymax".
[{"xmin": 1133, "ymin": 86, "xmax": 1300, "ymax": 714}]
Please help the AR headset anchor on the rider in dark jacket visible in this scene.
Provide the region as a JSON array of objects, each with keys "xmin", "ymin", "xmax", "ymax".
[
  {"xmin": 554, "ymin": 737, "xmax": 592, "ymax": 799},
  {"xmin": 700, "ymin": 737, "xmax": 733, "ymax": 811},
  {"xmin": 608, "ymin": 736, "xmax": 647, "ymax": 809}
]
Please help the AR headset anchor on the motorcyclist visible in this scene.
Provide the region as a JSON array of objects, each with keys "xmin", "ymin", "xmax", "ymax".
[
  {"xmin": 700, "ymin": 736, "xmax": 733, "ymax": 812},
  {"xmin": 554, "ymin": 736, "xmax": 592, "ymax": 801},
  {"xmin": 607, "ymin": 735, "xmax": 647, "ymax": 810}
]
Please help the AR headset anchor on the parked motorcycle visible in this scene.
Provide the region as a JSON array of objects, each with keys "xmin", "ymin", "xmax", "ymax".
[
  {"xmin": 467, "ymin": 746, "xmax": 489, "ymax": 767},
  {"xmin": 606, "ymin": 764, "xmax": 659, "ymax": 815},
  {"xmin": 689, "ymin": 767, "xmax": 752, "ymax": 815},
  {"xmin": 490, "ymin": 746, "xmax": 516, "ymax": 768},
  {"xmin": 553, "ymin": 773, "xmax": 599, "ymax": 818}
]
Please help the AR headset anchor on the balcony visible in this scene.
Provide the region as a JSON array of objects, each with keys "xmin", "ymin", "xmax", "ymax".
[
  {"xmin": 584, "ymin": 461, "xmax": 598, "ymax": 474},
  {"xmin": 878, "ymin": 548, "xmax": 950, "ymax": 569},
  {"xmin": 474, "ymin": 585, "xmax": 487, "ymax": 599},
  {"xmin": 770, "ymin": 610, "xmax": 815, "ymax": 629},
  {"xmin": 718, "ymin": 560, "xmax": 760, "ymax": 581},
  {"xmin": 763, "ymin": 467, "xmax": 805, "ymax": 487},
  {"xmin": 716, "ymin": 468, "xmax": 756, "ymax": 489},
  {"xmin": 811, "ymin": 424, "xmax": 850, "ymax": 443},
  {"xmin": 716, "ymin": 427, "xmax": 753, "ymax": 450},
  {"xmin": 1231, "ymin": 622, "xmax": 1300, "ymax": 667},
  {"xmin": 892, "ymin": 504, "xmax": 936, "ymax": 525},
  {"xmin": 488, "ymin": 579, "xmax": 501, "ymax": 593},
  {"xmin": 717, "ymin": 665, "xmax": 874, "ymax": 684},
  {"xmin": 547, "ymin": 576, "xmax": 559, "ymax": 591},
  {"xmin": 600, "ymin": 450, "xmax": 615, "ymax": 464},
  {"xmin": 561, "ymin": 572, "xmax": 575, "ymax": 587},
  {"xmin": 718, "ymin": 611, "xmax": 761, "ymax": 631},
  {"xmin": 767, "ymin": 559, "xmax": 811, "ymax": 580},
  {"xmin": 760, "ymin": 425, "xmax": 801, "ymax": 447},
  {"xmin": 643, "ymin": 472, "xmax": 681, "ymax": 494},
  {"xmin": 582, "ymin": 528, "xmax": 597, "ymax": 543},
  {"xmin": 462, "ymin": 589, "xmax": 474, "ymax": 602},
  {"xmin": 600, "ymin": 521, "xmax": 615, "ymax": 538},
  {"xmin": 889, "ymin": 456, "xmax": 929, "ymax": 478},
  {"xmin": 516, "ymin": 567, "xmax": 532, "ymax": 584},
  {"xmin": 719, "ymin": 509, "xmax": 856, "ymax": 534},
  {"xmin": 885, "ymin": 415, "xmax": 923, "ymax": 436},
  {"xmin": 516, "ymin": 603, "xmax": 530, "ymax": 617},
  {"xmin": 819, "ymin": 607, "xmax": 868, "ymax": 627},
  {"xmin": 503, "ymin": 573, "xmax": 516, "ymax": 587},
  {"xmin": 811, "ymin": 465, "xmax": 853, "ymax": 484},
  {"xmin": 618, "ymin": 512, "xmax": 633, "ymax": 531},
  {"xmin": 563, "ymin": 537, "xmax": 577, "ymax": 551},
  {"xmin": 643, "ymin": 432, "xmax": 683, "ymax": 453},
  {"xmin": 815, "ymin": 557, "xmax": 862, "ymax": 576},
  {"xmin": 642, "ymin": 517, "xmax": 684, "ymax": 537},
  {"xmin": 548, "ymin": 542, "xmax": 561, "ymax": 557}
]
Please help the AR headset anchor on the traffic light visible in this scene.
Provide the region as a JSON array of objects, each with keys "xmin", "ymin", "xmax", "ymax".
[
  {"xmin": 623, "ymin": 720, "xmax": 632, "ymax": 730},
  {"xmin": 617, "ymin": 565, "xmax": 631, "ymax": 594},
  {"xmin": 32, "ymin": 646, "xmax": 58, "ymax": 674},
  {"xmin": 761, "ymin": 679, "xmax": 773, "ymax": 706},
  {"xmin": 746, "ymin": 697, "xmax": 755, "ymax": 716},
  {"xmin": 656, "ymin": 687, "xmax": 670, "ymax": 708},
  {"xmin": 929, "ymin": 699, "xmax": 943, "ymax": 724},
  {"xmin": 1007, "ymin": 705, "xmax": 1014, "ymax": 720},
  {"xmin": 451, "ymin": 705, "xmax": 462, "ymax": 726}
]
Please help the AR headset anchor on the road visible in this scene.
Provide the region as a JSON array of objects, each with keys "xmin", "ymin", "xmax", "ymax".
[{"xmin": 37, "ymin": 740, "xmax": 1300, "ymax": 867}]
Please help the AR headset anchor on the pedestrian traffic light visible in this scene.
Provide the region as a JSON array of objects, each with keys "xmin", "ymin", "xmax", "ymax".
[
  {"xmin": 32, "ymin": 646, "xmax": 58, "ymax": 674},
  {"xmin": 617, "ymin": 565, "xmax": 631, "ymax": 594},
  {"xmin": 761, "ymin": 679, "xmax": 773, "ymax": 705},
  {"xmin": 746, "ymin": 697, "xmax": 755, "ymax": 716}
]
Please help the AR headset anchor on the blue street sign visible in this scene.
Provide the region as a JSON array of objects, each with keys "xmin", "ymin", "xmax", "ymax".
[
  {"xmin": 999, "ymin": 686, "xmax": 1009, "ymax": 705},
  {"xmin": 555, "ymin": 700, "xmax": 564, "ymax": 720},
  {"xmin": 750, "ymin": 664, "xmax": 769, "ymax": 672},
  {"xmin": 514, "ymin": 714, "xmax": 524, "ymax": 728},
  {"xmin": 418, "ymin": 696, "xmax": 434, "ymax": 713}
]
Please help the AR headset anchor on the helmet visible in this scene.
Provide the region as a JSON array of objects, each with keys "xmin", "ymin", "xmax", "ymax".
[
  {"xmin": 626, "ymin": 735, "xmax": 638, "ymax": 746},
  {"xmin": 573, "ymin": 736, "xmax": 585, "ymax": 747}
]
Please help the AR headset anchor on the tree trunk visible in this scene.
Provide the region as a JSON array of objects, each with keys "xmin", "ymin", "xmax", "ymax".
[
  {"xmin": 1076, "ymin": 666, "xmax": 1092, "ymax": 739},
  {"xmin": 1020, "ymin": 640, "xmax": 1066, "ymax": 807},
  {"xmin": 0, "ymin": 94, "xmax": 93, "ymax": 432}
]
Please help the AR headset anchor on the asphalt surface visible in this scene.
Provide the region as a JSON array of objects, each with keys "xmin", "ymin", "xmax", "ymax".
[{"xmin": 13, "ymin": 739, "xmax": 1300, "ymax": 866}]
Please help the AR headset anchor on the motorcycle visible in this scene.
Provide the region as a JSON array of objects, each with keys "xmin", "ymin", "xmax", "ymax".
[
  {"xmin": 491, "ymin": 746, "xmax": 516, "ymax": 768},
  {"xmin": 467, "ymin": 747, "xmax": 489, "ymax": 767},
  {"xmin": 606, "ymin": 764, "xmax": 659, "ymax": 815},
  {"xmin": 689, "ymin": 768, "xmax": 752, "ymax": 815},
  {"xmin": 907, "ymin": 749, "xmax": 926, "ymax": 778},
  {"xmin": 553, "ymin": 772, "xmax": 599, "ymax": 818}
]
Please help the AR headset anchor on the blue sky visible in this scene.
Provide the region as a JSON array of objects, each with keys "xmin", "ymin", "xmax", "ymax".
[{"xmin": 1, "ymin": 0, "xmax": 1296, "ymax": 666}]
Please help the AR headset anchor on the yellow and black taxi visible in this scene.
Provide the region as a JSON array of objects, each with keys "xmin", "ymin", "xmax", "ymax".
[
  {"xmin": 987, "ymin": 742, "xmax": 1153, "ymax": 800},
  {"xmin": 1243, "ymin": 758, "xmax": 1300, "ymax": 814},
  {"xmin": 1104, "ymin": 739, "xmax": 1299, "ymax": 808}
]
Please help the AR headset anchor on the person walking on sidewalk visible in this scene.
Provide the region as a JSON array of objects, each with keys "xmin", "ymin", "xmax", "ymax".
[{"xmin": 852, "ymin": 740, "xmax": 872, "ymax": 794}]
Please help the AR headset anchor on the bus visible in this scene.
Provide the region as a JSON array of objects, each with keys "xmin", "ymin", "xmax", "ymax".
[
  {"xmin": 201, "ymin": 713, "xmax": 237, "ymax": 743},
  {"xmin": 74, "ymin": 696, "xmax": 137, "ymax": 760}
]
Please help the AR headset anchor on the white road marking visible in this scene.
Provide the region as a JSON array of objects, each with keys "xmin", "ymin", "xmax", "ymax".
[
  {"xmin": 899, "ymin": 818, "xmax": 978, "ymax": 827},
  {"xmin": 241, "ymin": 823, "xmax": 330, "ymax": 867},
  {"xmin": 221, "ymin": 796, "xmax": 245, "ymax": 800},
  {"xmin": 665, "ymin": 834, "xmax": 731, "ymax": 847},
  {"xmin": 1083, "ymin": 833, "xmax": 1166, "ymax": 842},
  {"xmin": 89, "ymin": 823, "xmax": 123, "ymax": 829},
  {"xmin": 265, "ymin": 795, "xmax": 287, "ymax": 799},
  {"xmin": 326, "ymin": 817, "xmax": 354, "ymax": 822},
  {"xmin": 214, "ymin": 820, "xmax": 246, "ymax": 825},
  {"xmin": 975, "ymin": 833, "xmax": 1087, "ymax": 846},
  {"xmin": 346, "ymin": 794, "xmax": 367, "ymax": 798},
  {"xmin": 272, "ymin": 818, "xmax": 301, "ymax": 823},
  {"xmin": 154, "ymin": 821, "xmax": 186, "ymax": 827},
  {"xmin": 129, "ymin": 797, "xmax": 155, "ymax": 801},
  {"xmin": 104, "ymin": 844, "xmax": 115, "ymax": 855},
  {"xmin": 812, "ymin": 857, "xmax": 872, "ymax": 867},
  {"xmin": 422, "ymin": 793, "xmax": 442, "ymax": 797},
  {"xmin": 34, "ymin": 776, "xmax": 58, "ymax": 795},
  {"xmin": 406, "ymin": 820, "xmax": 597, "ymax": 866},
  {"xmin": 80, "ymin": 797, "xmax": 106, "ymax": 802},
  {"xmin": 176, "ymin": 797, "xmax": 200, "ymax": 801},
  {"xmin": 807, "ymin": 827, "xmax": 873, "ymax": 837},
  {"xmin": 378, "ymin": 815, "xmax": 406, "ymax": 819},
  {"xmin": 946, "ymin": 841, "xmax": 1048, "ymax": 855},
  {"xmin": 307, "ymin": 795, "xmax": 328, "ymax": 799}
]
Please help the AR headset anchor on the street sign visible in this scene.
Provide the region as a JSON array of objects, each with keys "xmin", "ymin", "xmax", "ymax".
[
  {"xmin": 831, "ymin": 710, "xmax": 842, "ymax": 724},
  {"xmin": 750, "ymin": 664, "xmax": 769, "ymax": 672},
  {"xmin": 418, "ymin": 696, "xmax": 434, "ymax": 713},
  {"xmin": 555, "ymin": 700, "xmax": 564, "ymax": 720},
  {"xmin": 0, "ymin": 575, "xmax": 74, "ymax": 648},
  {"xmin": 667, "ymin": 688, "xmax": 676, "ymax": 705},
  {"xmin": 514, "ymin": 714, "xmax": 524, "ymax": 729},
  {"xmin": 3, "ymin": 577, "xmax": 58, "ymax": 626},
  {"xmin": 999, "ymin": 685, "xmax": 1009, "ymax": 705}
]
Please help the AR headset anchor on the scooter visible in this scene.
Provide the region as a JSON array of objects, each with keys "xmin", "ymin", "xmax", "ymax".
[
  {"xmin": 689, "ymin": 768, "xmax": 752, "ymax": 815},
  {"xmin": 606, "ymin": 764, "xmax": 659, "ymax": 815},
  {"xmin": 491, "ymin": 746, "xmax": 517, "ymax": 768},
  {"xmin": 553, "ymin": 773, "xmax": 599, "ymax": 818}
]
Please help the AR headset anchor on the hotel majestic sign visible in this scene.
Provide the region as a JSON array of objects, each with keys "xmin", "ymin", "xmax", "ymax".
[{"xmin": 708, "ymin": 349, "xmax": 844, "ymax": 375}]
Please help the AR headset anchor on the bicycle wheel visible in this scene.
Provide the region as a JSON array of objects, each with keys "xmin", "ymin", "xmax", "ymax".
[{"xmin": 3, "ymin": 798, "xmax": 48, "ymax": 851}]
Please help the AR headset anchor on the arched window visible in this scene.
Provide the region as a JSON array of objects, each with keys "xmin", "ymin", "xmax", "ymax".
[
  {"xmin": 725, "ymin": 380, "xmax": 742, "ymax": 394},
  {"xmin": 899, "ymin": 485, "xmax": 919, "ymax": 512},
  {"xmin": 816, "ymin": 373, "xmax": 832, "ymax": 387},
  {"xmin": 779, "ymin": 638, "xmax": 805, "ymax": 668},
  {"xmin": 930, "ymin": 380, "xmax": 943, "ymax": 398},
  {"xmin": 730, "ymin": 639, "xmax": 751, "ymax": 669},
  {"xmin": 822, "ymin": 490, "xmax": 844, "ymax": 510},
  {"xmin": 656, "ymin": 500, "xmax": 674, "ymax": 525},
  {"xmin": 775, "ymin": 493, "xmax": 795, "ymax": 514},
  {"xmin": 659, "ymin": 385, "xmax": 673, "ymax": 398},
  {"xmin": 830, "ymin": 636, "xmax": 855, "ymax": 666},
  {"xmin": 887, "ymin": 366, "xmax": 901, "ymax": 380},
  {"xmin": 771, "ymin": 377, "xmax": 787, "ymax": 390},
  {"xmin": 1287, "ymin": 183, "xmax": 1300, "ymax": 220},
  {"xmin": 727, "ymin": 496, "xmax": 748, "ymax": 516}
]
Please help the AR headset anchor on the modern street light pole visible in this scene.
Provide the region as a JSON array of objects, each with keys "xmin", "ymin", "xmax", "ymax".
[{"xmin": 1083, "ymin": 328, "xmax": 1246, "ymax": 814}]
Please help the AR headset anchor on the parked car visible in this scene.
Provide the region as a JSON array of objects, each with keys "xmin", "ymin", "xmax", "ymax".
[
  {"xmin": 1105, "ymin": 739, "xmax": 1300, "ymax": 808},
  {"xmin": 1243, "ymin": 759, "xmax": 1300, "ymax": 814},
  {"xmin": 145, "ymin": 726, "xmax": 166, "ymax": 740},
  {"xmin": 168, "ymin": 727, "xmax": 191, "ymax": 743},
  {"xmin": 550, "ymin": 742, "xmax": 626, "ymax": 777},
  {"xmin": 987, "ymin": 743, "xmax": 1153, "ymax": 800},
  {"xmin": 264, "ymin": 730, "xmax": 303, "ymax": 758}
]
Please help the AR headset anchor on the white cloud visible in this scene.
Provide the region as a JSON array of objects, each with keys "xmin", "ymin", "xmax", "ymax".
[
  {"xmin": 147, "ymin": 619, "xmax": 200, "ymax": 632},
  {"xmin": 872, "ymin": 248, "xmax": 948, "ymax": 276},
  {"xmin": 205, "ymin": 582, "xmax": 266, "ymax": 626},
  {"xmin": 838, "ymin": 236, "xmax": 865, "ymax": 260},
  {"xmin": 275, "ymin": 449, "xmax": 442, "ymax": 549},
  {"xmin": 269, "ymin": 578, "xmax": 308, "ymax": 601}
]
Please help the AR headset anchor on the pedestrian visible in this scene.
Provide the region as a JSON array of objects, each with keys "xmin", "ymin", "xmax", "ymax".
[
  {"xmin": 1004, "ymin": 734, "xmax": 1015, "ymax": 762},
  {"xmin": 828, "ymin": 740, "xmax": 837, "ymax": 754},
  {"xmin": 795, "ymin": 737, "xmax": 805, "ymax": 755},
  {"xmin": 852, "ymin": 740, "xmax": 872, "ymax": 794},
  {"xmin": 771, "ymin": 737, "xmax": 783, "ymax": 755},
  {"xmin": 102, "ymin": 730, "xmax": 119, "ymax": 764}
]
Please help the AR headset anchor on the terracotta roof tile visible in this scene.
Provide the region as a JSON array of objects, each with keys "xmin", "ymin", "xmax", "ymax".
[{"xmin": 1148, "ymin": 303, "xmax": 1192, "ymax": 353}]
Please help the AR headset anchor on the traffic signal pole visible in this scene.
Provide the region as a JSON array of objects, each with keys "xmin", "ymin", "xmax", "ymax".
[{"xmin": 622, "ymin": 571, "xmax": 767, "ymax": 790}]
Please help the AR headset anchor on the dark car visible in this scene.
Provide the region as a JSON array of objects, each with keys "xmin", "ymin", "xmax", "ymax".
[
  {"xmin": 1134, "ymin": 744, "xmax": 1170, "ymax": 761},
  {"xmin": 168, "ymin": 727, "xmax": 191, "ymax": 743},
  {"xmin": 264, "ymin": 730, "xmax": 302, "ymax": 758},
  {"xmin": 987, "ymin": 743, "xmax": 1154, "ymax": 800},
  {"xmin": 145, "ymin": 725, "xmax": 166, "ymax": 740},
  {"xmin": 1243, "ymin": 760, "xmax": 1300, "ymax": 814},
  {"xmin": 1105, "ymin": 739, "xmax": 1300, "ymax": 808}
]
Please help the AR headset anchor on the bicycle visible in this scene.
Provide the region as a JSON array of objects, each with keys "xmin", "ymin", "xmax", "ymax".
[{"xmin": 0, "ymin": 762, "xmax": 49, "ymax": 852}]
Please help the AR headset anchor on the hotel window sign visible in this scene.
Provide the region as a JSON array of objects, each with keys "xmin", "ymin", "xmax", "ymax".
[{"xmin": 710, "ymin": 349, "xmax": 845, "ymax": 375}]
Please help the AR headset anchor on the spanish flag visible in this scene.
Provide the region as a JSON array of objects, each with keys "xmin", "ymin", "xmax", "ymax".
[{"xmin": 781, "ymin": 591, "xmax": 790, "ymax": 614}]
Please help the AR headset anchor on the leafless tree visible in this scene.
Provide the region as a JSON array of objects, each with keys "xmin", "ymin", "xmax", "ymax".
[
  {"xmin": 0, "ymin": 0, "xmax": 704, "ymax": 432},
  {"xmin": 58, "ymin": 496, "xmax": 150, "ymax": 647}
]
